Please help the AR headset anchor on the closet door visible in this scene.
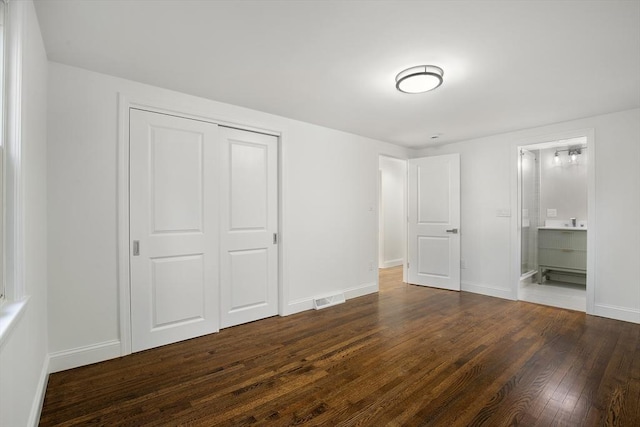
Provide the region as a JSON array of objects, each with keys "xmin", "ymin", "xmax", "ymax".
[
  {"xmin": 130, "ymin": 109, "xmax": 219, "ymax": 352},
  {"xmin": 219, "ymin": 127, "xmax": 278, "ymax": 328}
]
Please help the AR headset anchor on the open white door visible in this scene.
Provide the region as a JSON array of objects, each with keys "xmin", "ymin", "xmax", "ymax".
[
  {"xmin": 408, "ymin": 154, "xmax": 461, "ymax": 291},
  {"xmin": 219, "ymin": 127, "xmax": 278, "ymax": 328},
  {"xmin": 130, "ymin": 109, "xmax": 219, "ymax": 352}
]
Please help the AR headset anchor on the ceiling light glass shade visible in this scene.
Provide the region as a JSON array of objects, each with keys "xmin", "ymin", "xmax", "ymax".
[
  {"xmin": 554, "ymin": 152, "xmax": 560, "ymax": 163},
  {"xmin": 396, "ymin": 65, "xmax": 444, "ymax": 93}
]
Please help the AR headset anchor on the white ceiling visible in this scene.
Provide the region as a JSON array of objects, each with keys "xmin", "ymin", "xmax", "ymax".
[{"xmin": 33, "ymin": 0, "xmax": 640, "ymax": 148}]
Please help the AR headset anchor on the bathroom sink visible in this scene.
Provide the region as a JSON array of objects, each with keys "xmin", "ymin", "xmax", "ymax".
[
  {"xmin": 540, "ymin": 220, "xmax": 587, "ymax": 231},
  {"xmin": 538, "ymin": 226, "xmax": 587, "ymax": 231}
]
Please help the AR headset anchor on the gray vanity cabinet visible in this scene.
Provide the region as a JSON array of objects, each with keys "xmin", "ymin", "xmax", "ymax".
[{"xmin": 538, "ymin": 229, "xmax": 587, "ymax": 283}]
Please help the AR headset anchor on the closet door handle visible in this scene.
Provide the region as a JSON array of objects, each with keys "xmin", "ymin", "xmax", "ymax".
[{"xmin": 445, "ymin": 228, "xmax": 458, "ymax": 234}]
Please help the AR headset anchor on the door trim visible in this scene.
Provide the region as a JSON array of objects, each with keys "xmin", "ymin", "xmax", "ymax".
[
  {"xmin": 511, "ymin": 128, "xmax": 595, "ymax": 314},
  {"xmin": 117, "ymin": 93, "xmax": 282, "ymax": 356}
]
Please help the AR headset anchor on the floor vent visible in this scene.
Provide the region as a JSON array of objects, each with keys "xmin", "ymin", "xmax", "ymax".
[{"xmin": 313, "ymin": 293, "xmax": 346, "ymax": 310}]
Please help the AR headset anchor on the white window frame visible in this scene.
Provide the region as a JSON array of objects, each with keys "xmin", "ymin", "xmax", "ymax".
[
  {"xmin": 0, "ymin": 0, "xmax": 28, "ymax": 347},
  {"xmin": 0, "ymin": 0, "xmax": 6, "ymax": 302}
]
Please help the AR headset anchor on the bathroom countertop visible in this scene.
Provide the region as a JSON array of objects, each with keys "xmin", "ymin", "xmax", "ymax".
[{"xmin": 538, "ymin": 226, "xmax": 587, "ymax": 231}]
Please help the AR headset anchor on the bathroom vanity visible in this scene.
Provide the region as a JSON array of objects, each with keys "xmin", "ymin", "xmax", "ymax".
[{"xmin": 538, "ymin": 227, "xmax": 587, "ymax": 283}]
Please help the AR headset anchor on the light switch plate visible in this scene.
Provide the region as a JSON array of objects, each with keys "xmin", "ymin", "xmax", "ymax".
[
  {"xmin": 497, "ymin": 208, "xmax": 511, "ymax": 217},
  {"xmin": 547, "ymin": 208, "xmax": 557, "ymax": 217}
]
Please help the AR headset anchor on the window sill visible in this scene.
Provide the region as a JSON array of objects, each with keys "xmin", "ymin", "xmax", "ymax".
[{"xmin": 0, "ymin": 296, "xmax": 30, "ymax": 350}]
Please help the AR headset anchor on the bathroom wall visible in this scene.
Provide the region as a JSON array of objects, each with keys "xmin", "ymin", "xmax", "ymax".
[{"xmin": 540, "ymin": 146, "xmax": 588, "ymax": 225}]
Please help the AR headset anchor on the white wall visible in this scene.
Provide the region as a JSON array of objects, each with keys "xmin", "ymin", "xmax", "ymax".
[
  {"xmin": 0, "ymin": 1, "xmax": 49, "ymax": 426},
  {"xmin": 416, "ymin": 108, "xmax": 640, "ymax": 323},
  {"xmin": 379, "ymin": 156, "xmax": 405, "ymax": 268},
  {"xmin": 539, "ymin": 147, "xmax": 588, "ymax": 224},
  {"xmin": 46, "ymin": 62, "xmax": 410, "ymax": 370}
]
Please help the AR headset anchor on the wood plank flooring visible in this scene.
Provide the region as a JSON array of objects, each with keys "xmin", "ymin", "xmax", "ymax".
[{"xmin": 40, "ymin": 267, "xmax": 640, "ymax": 426}]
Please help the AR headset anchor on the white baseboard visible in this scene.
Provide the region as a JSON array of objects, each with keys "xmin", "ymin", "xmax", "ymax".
[
  {"xmin": 283, "ymin": 297, "xmax": 314, "ymax": 316},
  {"xmin": 284, "ymin": 282, "xmax": 378, "ymax": 316},
  {"xmin": 461, "ymin": 281, "xmax": 516, "ymax": 301},
  {"xmin": 49, "ymin": 340, "xmax": 121, "ymax": 373},
  {"xmin": 380, "ymin": 259, "xmax": 403, "ymax": 269},
  {"xmin": 593, "ymin": 303, "xmax": 640, "ymax": 324},
  {"xmin": 27, "ymin": 354, "xmax": 49, "ymax": 427},
  {"xmin": 344, "ymin": 281, "xmax": 377, "ymax": 300}
]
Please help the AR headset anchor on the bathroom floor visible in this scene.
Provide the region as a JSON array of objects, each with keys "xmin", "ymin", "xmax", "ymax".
[{"xmin": 519, "ymin": 276, "xmax": 586, "ymax": 312}]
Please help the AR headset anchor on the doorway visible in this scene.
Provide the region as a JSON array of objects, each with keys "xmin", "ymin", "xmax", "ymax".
[
  {"xmin": 378, "ymin": 156, "xmax": 407, "ymax": 272},
  {"xmin": 517, "ymin": 136, "xmax": 590, "ymax": 312}
]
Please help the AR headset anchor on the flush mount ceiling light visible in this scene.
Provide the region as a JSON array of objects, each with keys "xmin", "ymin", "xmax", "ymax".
[{"xmin": 395, "ymin": 65, "xmax": 444, "ymax": 94}]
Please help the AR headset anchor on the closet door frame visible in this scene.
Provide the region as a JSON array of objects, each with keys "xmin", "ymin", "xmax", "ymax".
[{"xmin": 116, "ymin": 93, "xmax": 283, "ymax": 356}]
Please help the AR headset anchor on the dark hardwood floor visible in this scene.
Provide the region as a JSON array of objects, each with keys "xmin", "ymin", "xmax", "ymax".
[{"xmin": 40, "ymin": 266, "xmax": 640, "ymax": 426}]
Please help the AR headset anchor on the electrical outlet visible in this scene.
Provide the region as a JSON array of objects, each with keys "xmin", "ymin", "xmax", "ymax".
[
  {"xmin": 460, "ymin": 259, "xmax": 467, "ymax": 269},
  {"xmin": 369, "ymin": 261, "xmax": 374, "ymax": 271},
  {"xmin": 547, "ymin": 208, "xmax": 557, "ymax": 218}
]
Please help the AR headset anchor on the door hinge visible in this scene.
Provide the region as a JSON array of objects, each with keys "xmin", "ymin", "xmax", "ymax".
[
  {"xmin": 273, "ymin": 233, "xmax": 278, "ymax": 245},
  {"xmin": 407, "ymin": 262, "xmax": 410, "ymax": 269},
  {"xmin": 133, "ymin": 240, "xmax": 140, "ymax": 256}
]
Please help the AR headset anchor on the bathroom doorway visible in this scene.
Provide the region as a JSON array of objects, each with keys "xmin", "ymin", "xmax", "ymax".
[{"xmin": 517, "ymin": 136, "xmax": 590, "ymax": 312}]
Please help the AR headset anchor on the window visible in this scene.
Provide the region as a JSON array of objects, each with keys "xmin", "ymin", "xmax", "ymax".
[
  {"xmin": 0, "ymin": 0, "xmax": 28, "ymax": 348},
  {"xmin": 0, "ymin": 0, "xmax": 6, "ymax": 301}
]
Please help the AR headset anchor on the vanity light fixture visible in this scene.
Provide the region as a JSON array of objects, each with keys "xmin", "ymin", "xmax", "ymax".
[
  {"xmin": 568, "ymin": 148, "xmax": 582, "ymax": 163},
  {"xmin": 569, "ymin": 148, "xmax": 582, "ymax": 163},
  {"xmin": 396, "ymin": 65, "xmax": 444, "ymax": 94},
  {"xmin": 554, "ymin": 146, "xmax": 586, "ymax": 164}
]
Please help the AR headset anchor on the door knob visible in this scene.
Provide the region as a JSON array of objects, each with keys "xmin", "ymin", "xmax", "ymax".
[{"xmin": 445, "ymin": 228, "xmax": 458, "ymax": 234}]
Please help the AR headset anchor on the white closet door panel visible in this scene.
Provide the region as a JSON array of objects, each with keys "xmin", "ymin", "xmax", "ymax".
[
  {"xmin": 220, "ymin": 127, "xmax": 278, "ymax": 328},
  {"xmin": 151, "ymin": 254, "xmax": 205, "ymax": 327},
  {"xmin": 151, "ymin": 130, "xmax": 203, "ymax": 233},
  {"xmin": 130, "ymin": 109, "xmax": 219, "ymax": 352},
  {"xmin": 229, "ymin": 249, "xmax": 269, "ymax": 310},
  {"xmin": 230, "ymin": 141, "xmax": 268, "ymax": 230}
]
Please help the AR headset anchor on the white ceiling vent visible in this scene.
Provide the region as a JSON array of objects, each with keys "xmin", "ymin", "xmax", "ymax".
[{"xmin": 313, "ymin": 293, "xmax": 346, "ymax": 310}]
